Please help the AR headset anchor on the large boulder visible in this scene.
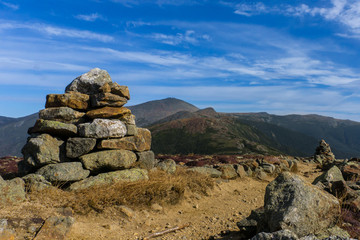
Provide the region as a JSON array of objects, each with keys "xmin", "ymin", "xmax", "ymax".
[
  {"xmin": 22, "ymin": 134, "xmax": 66, "ymax": 168},
  {"xmin": 66, "ymin": 138, "xmax": 96, "ymax": 158},
  {"xmin": 69, "ymin": 168, "xmax": 148, "ymax": 191},
  {"xmin": 0, "ymin": 176, "xmax": 26, "ymax": 204},
  {"xmin": 263, "ymin": 172, "xmax": 341, "ymax": 237},
  {"xmin": 45, "ymin": 92, "xmax": 89, "ymax": 110},
  {"xmin": 65, "ymin": 68, "xmax": 112, "ymax": 94},
  {"xmin": 97, "ymin": 128, "xmax": 151, "ymax": 151},
  {"xmin": 312, "ymin": 166, "xmax": 344, "ymax": 186},
  {"xmin": 90, "ymin": 93, "xmax": 127, "ymax": 107},
  {"xmin": 29, "ymin": 119, "xmax": 77, "ymax": 137},
  {"xmin": 36, "ymin": 162, "xmax": 90, "ymax": 183},
  {"xmin": 80, "ymin": 150, "xmax": 137, "ymax": 172},
  {"xmin": 39, "ymin": 107, "xmax": 85, "ymax": 123},
  {"xmin": 85, "ymin": 106, "xmax": 131, "ymax": 119},
  {"xmin": 78, "ymin": 119, "xmax": 127, "ymax": 138}
]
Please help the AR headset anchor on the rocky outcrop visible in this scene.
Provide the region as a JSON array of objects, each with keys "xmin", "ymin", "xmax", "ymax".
[
  {"xmin": 264, "ymin": 172, "xmax": 340, "ymax": 237},
  {"xmin": 238, "ymin": 172, "xmax": 344, "ymax": 239},
  {"xmin": 19, "ymin": 68, "xmax": 155, "ymax": 190}
]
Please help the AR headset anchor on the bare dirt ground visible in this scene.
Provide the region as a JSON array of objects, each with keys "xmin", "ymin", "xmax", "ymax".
[
  {"xmin": 67, "ymin": 162, "xmax": 321, "ymax": 240},
  {"xmin": 0, "ymin": 161, "xmax": 321, "ymax": 240}
]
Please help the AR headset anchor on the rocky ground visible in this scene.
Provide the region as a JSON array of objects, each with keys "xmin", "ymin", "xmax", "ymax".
[{"xmin": 2, "ymin": 156, "xmax": 357, "ymax": 240}]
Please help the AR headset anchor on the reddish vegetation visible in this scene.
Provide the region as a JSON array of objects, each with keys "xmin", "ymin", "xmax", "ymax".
[
  {"xmin": 341, "ymin": 209, "xmax": 360, "ymax": 239},
  {"xmin": 0, "ymin": 156, "xmax": 22, "ymax": 179}
]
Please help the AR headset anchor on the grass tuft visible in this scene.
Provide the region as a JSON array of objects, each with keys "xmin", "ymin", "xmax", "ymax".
[{"xmin": 29, "ymin": 168, "xmax": 214, "ymax": 214}]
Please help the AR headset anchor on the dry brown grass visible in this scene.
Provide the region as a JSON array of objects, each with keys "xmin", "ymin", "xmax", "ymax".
[{"xmin": 28, "ymin": 168, "xmax": 214, "ymax": 215}]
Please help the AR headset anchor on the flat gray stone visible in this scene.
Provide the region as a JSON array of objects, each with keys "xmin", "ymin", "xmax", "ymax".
[
  {"xmin": 39, "ymin": 107, "xmax": 85, "ymax": 123},
  {"xmin": 80, "ymin": 150, "xmax": 137, "ymax": 173},
  {"xmin": 36, "ymin": 162, "xmax": 90, "ymax": 182},
  {"xmin": 69, "ymin": 168, "xmax": 148, "ymax": 191}
]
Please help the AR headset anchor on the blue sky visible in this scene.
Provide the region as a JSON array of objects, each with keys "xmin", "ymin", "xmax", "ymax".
[{"xmin": 1, "ymin": 0, "xmax": 360, "ymax": 121}]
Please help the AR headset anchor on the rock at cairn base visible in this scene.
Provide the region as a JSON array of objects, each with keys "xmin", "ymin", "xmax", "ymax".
[{"xmin": 20, "ymin": 68, "xmax": 154, "ymax": 190}]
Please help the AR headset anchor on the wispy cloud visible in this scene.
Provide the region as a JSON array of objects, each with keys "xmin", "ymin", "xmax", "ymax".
[
  {"xmin": 233, "ymin": 2, "xmax": 267, "ymax": 16},
  {"xmin": 150, "ymin": 30, "xmax": 210, "ymax": 45},
  {"xmin": 75, "ymin": 13, "xmax": 105, "ymax": 22},
  {"xmin": 0, "ymin": 20, "xmax": 114, "ymax": 42},
  {"xmin": 111, "ymin": 0, "xmax": 204, "ymax": 7},
  {"xmin": 226, "ymin": 0, "xmax": 360, "ymax": 38},
  {"xmin": 0, "ymin": 1, "xmax": 19, "ymax": 10}
]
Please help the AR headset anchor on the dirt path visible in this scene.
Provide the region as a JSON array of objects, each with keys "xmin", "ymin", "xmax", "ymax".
[{"xmin": 67, "ymin": 162, "xmax": 321, "ymax": 240}]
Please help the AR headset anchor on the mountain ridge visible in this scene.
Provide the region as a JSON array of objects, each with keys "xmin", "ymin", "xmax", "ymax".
[{"xmin": 0, "ymin": 98, "xmax": 359, "ymax": 158}]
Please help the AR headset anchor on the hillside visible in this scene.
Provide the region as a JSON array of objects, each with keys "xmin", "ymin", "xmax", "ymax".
[
  {"xmin": 0, "ymin": 116, "xmax": 15, "ymax": 126},
  {"xmin": 0, "ymin": 113, "xmax": 38, "ymax": 157},
  {"xmin": 233, "ymin": 113, "xmax": 360, "ymax": 158},
  {"xmin": 149, "ymin": 108, "xmax": 319, "ymax": 156},
  {"xmin": 128, "ymin": 97, "xmax": 199, "ymax": 127}
]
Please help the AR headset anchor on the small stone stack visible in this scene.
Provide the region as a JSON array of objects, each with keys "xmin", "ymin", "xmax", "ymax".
[
  {"xmin": 314, "ymin": 139, "xmax": 335, "ymax": 169},
  {"xmin": 20, "ymin": 68, "xmax": 155, "ymax": 190}
]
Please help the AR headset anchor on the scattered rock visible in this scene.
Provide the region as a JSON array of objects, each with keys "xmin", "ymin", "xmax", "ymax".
[
  {"xmin": 136, "ymin": 151, "xmax": 156, "ymax": 170},
  {"xmin": 0, "ymin": 177, "xmax": 25, "ymax": 204},
  {"xmin": 34, "ymin": 216, "xmax": 74, "ymax": 240},
  {"xmin": 219, "ymin": 165, "xmax": 237, "ymax": 179},
  {"xmin": 151, "ymin": 203, "xmax": 163, "ymax": 212},
  {"xmin": 36, "ymin": 162, "xmax": 90, "ymax": 182},
  {"xmin": 157, "ymin": 159, "xmax": 176, "ymax": 174},
  {"xmin": 250, "ymin": 229, "xmax": 298, "ymax": 240},
  {"xmin": 235, "ymin": 164, "xmax": 247, "ymax": 178},
  {"xmin": 189, "ymin": 167, "xmax": 222, "ymax": 178}
]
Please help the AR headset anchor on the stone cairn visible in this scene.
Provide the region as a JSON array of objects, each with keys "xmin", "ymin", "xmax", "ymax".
[
  {"xmin": 314, "ymin": 139, "xmax": 335, "ymax": 169},
  {"xmin": 20, "ymin": 68, "xmax": 155, "ymax": 191}
]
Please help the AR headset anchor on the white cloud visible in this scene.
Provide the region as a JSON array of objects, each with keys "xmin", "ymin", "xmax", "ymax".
[
  {"xmin": 0, "ymin": 20, "xmax": 114, "ymax": 42},
  {"xmin": 75, "ymin": 13, "xmax": 104, "ymax": 22},
  {"xmin": 234, "ymin": 2, "xmax": 267, "ymax": 16},
  {"xmin": 0, "ymin": 1, "xmax": 19, "ymax": 10},
  {"xmin": 228, "ymin": 0, "xmax": 360, "ymax": 38},
  {"xmin": 149, "ymin": 30, "xmax": 208, "ymax": 45}
]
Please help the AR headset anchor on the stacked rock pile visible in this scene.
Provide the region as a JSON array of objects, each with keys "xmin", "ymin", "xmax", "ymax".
[
  {"xmin": 20, "ymin": 68, "xmax": 155, "ymax": 190},
  {"xmin": 314, "ymin": 139, "xmax": 335, "ymax": 169}
]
